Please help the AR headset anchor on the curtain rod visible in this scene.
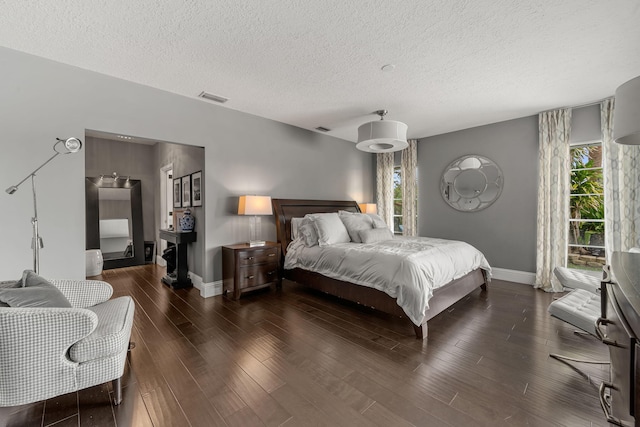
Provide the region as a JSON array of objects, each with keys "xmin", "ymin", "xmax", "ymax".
[{"xmin": 542, "ymin": 96, "xmax": 613, "ymax": 114}]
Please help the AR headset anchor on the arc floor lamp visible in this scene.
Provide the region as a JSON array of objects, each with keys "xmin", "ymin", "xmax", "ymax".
[{"xmin": 5, "ymin": 137, "xmax": 83, "ymax": 274}]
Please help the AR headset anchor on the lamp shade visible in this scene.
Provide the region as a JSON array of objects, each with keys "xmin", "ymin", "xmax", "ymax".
[
  {"xmin": 358, "ymin": 203, "xmax": 377, "ymax": 214},
  {"xmin": 356, "ymin": 120, "xmax": 408, "ymax": 153},
  {"xmin": 238, "ymin": 195, "xmax": 273, "ymax": 216},
  {"xmin": 614, "ymin": 75, "xmax": 640, "ymax": 145}
]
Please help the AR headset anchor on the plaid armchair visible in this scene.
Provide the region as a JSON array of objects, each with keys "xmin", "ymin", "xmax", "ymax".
[{"xmin": 0, "ymin": 279, "xmax": 134, "ymax": 406}]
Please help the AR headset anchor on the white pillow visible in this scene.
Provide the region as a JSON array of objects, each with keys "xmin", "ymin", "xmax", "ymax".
[
  {"xmin": 298, "ymin": 218, "xmax": 319, "ymax": 246},
  {"xmin": 367, "ymin": 213, "xmax": 389, "ymax": 229},
  {"xmin": 359, "ymin": 227, "xmax": 393, "ymax": 243},
  {"xmin": 290, "ymin": 217, "xmax": 303, "ymax": 240},
  {"xmin": 338, "ymin": 210, "xmax": 373, "ymax": 243},
  {"xmin": 307, "ymin": 212, "xmax": 350, "ymax": 246}
]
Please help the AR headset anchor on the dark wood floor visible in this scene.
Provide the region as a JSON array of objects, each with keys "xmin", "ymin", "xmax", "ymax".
[{"xmin": 1, "ymin": 264, "xmax": 610, "ymax": 427}]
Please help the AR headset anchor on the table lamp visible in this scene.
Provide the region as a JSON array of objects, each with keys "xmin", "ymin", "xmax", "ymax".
[
  {"xmin": 358, "ymin": 203, "xmax": 377, "ymax": 214},
  {"xmin": 238, "ymin": 195, "xmax": 273, "ymax": 247}
]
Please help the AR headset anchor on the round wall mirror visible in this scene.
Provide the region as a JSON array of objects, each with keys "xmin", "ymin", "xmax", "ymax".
[{"xmin": 441, "ymin": 155, "xmax": 503, "ymax": 212}]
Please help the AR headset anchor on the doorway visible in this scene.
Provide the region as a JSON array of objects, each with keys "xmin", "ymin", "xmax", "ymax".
[{"xmin": 159, "ymin": 164, "xmax": 173, "ymax": 261}]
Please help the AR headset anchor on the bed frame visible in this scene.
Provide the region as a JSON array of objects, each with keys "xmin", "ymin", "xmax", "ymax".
[{"xmin": 272, "ymin": 198, "xmax": 488, "ymax": 339}]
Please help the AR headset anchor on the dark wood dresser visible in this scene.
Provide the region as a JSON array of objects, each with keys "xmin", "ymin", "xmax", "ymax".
[
  {"xmin": 222, "ymin": 242, "xmax": 281, "ymax": 300},
  {"xmin": 601, "ymin": 251, "xmax": 640, "ymax": 426}
]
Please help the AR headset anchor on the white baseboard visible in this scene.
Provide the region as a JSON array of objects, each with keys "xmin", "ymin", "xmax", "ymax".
[
  {"xmin": 491, "ymin": 268, "xmax": 536, "ymax": 285},
  {"xmin": 154, "ymin": 258, "xmax": 220, "ymax": 297},
  {"xmin": 189, "ymin": 272, "xmax": 222, "ymax": 297},
  {"xmin": 205, "ymin": 281, "xmax": 223, "ymax": 297}
]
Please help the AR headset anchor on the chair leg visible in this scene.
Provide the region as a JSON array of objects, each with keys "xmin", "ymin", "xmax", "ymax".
[
  {"xmin": 550, "ymin": 353, "xmax": 610, "ymax": 365},
  {"xmin": 112, "ymin": 377, "xmax": 122, "ymax": 405},
  {"xmin": 549, "ymin": 329, "xmax": 609, "ymax": 364}
]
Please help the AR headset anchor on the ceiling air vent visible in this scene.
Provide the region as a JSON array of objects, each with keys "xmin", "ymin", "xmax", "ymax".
[
  {"xmin": 315, "ymin": 126, "xmax": 331, "ymax": 132},
  {"xmin": 198, "ymin": 91, "xmax": 229, "ymax": 103}
]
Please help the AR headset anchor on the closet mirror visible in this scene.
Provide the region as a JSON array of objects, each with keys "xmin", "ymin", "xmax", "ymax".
[
  {"xmin": 86, "ymin": 177, "xmax": 145, "ymax": 269},
  {"xmin": 441, "ymin": 155, "xmax": 503, "ymax": 212}
]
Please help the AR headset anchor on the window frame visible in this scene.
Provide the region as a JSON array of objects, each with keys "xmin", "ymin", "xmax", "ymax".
[
  {"xmin": 393, "ymin": 166, "xmax": 403, "ymax": 235},
  {"xmin": 566, "ymin": 140, "xmax": 605, "ymax": 269}
]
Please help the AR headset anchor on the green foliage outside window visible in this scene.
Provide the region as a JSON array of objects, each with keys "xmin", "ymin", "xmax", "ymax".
[
  {"xmin": 569, "ymin": 145, "xmax": 604, "ymax": 249},
  {"xmin": 393, "ymin": 168, "xmax": 403, "ymax": 233}
]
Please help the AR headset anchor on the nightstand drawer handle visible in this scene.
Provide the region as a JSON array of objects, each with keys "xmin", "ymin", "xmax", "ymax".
[
  {"xmin": 247, "ymin": 256, "xmax": 255, "ymax": 260},
  {"xmin": 267, "ymin": 270, "xmax": 276, "ymax": 275},
  {"xmin": 268, "ymin": 253, "xmax": 275, "ymax": 257},
  {"xmin": 246, "ymin": 275, "xmax": 255, "ymax": 279}
]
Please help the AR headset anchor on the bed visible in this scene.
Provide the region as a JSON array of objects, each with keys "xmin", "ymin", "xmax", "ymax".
[{"xmin": 272, "ymin": 198, "xmax": 490, "ymax": 339}]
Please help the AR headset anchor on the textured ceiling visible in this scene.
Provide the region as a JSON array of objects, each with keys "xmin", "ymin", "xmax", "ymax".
[{"xmin": 1, "ymin": 1, "xmax": 639, "ymax": 142}]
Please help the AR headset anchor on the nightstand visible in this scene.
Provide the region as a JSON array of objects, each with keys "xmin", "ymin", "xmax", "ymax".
[{"xmin": 222, "ymin": 242, "xmax": 281, "ymax": 300}]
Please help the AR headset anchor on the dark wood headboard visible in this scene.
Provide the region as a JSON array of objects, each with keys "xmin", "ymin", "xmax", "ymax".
[{"xmin": 271, "ymin": 198, "xmax": 360, "ymax": 256}]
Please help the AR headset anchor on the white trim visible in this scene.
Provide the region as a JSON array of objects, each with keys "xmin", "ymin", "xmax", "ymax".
[
  {"xmin": 156, "ymin": 255, "xmax": 166, "ymax": 267},
  {"xmin": 491, "ymin": 268, "xmax": 536, "ymax": 285},
  {"xmin": 189, "ymin": 272, "xmax": 222, "ymax": 297},
  {"xmin": 570, "ymin": 139, "xmax": 601, "ymax": 147},
  {"xmin": 159, "ymin": 163, "xmax": 173, "ymax": 254}
]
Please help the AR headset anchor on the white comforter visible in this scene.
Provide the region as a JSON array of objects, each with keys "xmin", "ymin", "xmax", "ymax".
[{"xmin": 284, "ymin": 236, "xmax": 491, "ymax": 326}]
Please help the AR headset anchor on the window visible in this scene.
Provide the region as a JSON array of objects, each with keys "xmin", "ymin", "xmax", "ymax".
[
  {"xmin": 567, "ymin": 142, "xmax": 605, "ymax": 271},
  {"xmin": 393, "ymin": 166, "xmax": 402, "ymax": 234}
]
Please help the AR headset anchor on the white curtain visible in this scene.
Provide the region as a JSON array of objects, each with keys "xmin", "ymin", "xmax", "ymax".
[
  {"xmin": 535, "ymin": 108, "xmax": 572, "ymax": 292},
  {"xmin": 376, "ymin": 152, "xmax": 394, "ymax": 229},
  {"xmin": 401, "ymin": 139, "xmax": 418, "ymax": 236},
  {"xmin": 603, "ymin": 98, "xmax": 640, "ymax": 260}
]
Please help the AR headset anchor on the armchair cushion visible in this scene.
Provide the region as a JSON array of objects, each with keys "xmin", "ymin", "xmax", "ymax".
[
  {"xmin": 548, "ymin": 288, "xmax": 600, "ymax": 334},
  {"xmin": 69, "ymin": 296, "xmax": 134, "ymax": 363},
  {"xmin": 0, "ymin": 271, "xmax": 71, "ymax": 308},
  {"xmin": 553, "ymin": 267, "xmax": 601, "ymax": 294}
]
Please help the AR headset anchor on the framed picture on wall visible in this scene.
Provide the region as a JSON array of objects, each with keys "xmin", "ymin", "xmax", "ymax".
[
  {"xmin": 191, "ymin": 171, "xmax": 202, "ymax": 207},
  {"xmin": 181, "ymin": 175, "xmax": 191, "ymax": 208},
  {"xmin": 173, "ymin": 178, "xmax": 181, "ymax": 208}
]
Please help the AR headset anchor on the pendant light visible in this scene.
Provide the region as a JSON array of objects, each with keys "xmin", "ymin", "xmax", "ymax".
[
  {"xmin": 614, "ymin": 75, "xmax": 640, "ymax": 145},
  {"xmin": 356, "ymin": 110, "xmax": 408, "ymax": 153}
]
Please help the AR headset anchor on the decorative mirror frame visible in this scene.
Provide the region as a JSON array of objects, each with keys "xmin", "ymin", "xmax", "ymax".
[
  {"xmin": 85, "ymin": 177, "xmax": 145, "ymax": 269},
  {"xmin": 441, "ymin": 155, "xmax": 503, "ymax": 212}
]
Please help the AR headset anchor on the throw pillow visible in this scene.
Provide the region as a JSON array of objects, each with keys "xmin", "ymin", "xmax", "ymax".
[
  {"xmin": 338, "ymin": 210, "xmax": 374, "ymax": 243},
  {"xmin": 359, "ymin": 227, "xmax": 394, "ymax": 244},
  {"xmin": 307, "ymin": 212, "xmax": 350, "ymax": 246},
  {"xmin": 0, "ymin": 279, "xmax": 21, "ymax": 307},
  {"xmin": 0, "ymin": 270, "xmax": 72, "ymax": 308},
  {"xmin": 290, "ymin": 217, "xmax": 304, "ymax": 240},
  {"xmin": 367, "ymin": 213, "xmax": 389, "ymax": 229},
  {"xmin": 298, "ymin": 217, "xmax": 319, "ymax": 247}
]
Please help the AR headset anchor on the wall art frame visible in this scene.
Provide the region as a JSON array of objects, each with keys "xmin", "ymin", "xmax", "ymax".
[
  {"xmin": 173, "ymin": 178, "xmax": 182, "ymax": 208},
  {"xmin": 191, "ymin": 171, "xmax": 202, "ymax": 207},
  {"xmin": 181, "ymin": 175, "xmax": 191, "ymax": 208}
]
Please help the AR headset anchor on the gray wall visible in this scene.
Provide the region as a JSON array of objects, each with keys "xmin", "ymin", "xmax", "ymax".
[
  {"xmin": 0, "ymin": 47, "xmax": 374, "ymax": 281},
  {"xmin": 417, "ymin": 104, "xmax": 603, "ymax": 274},
  {"xmin": 571, "ymin": 104, "xmax": 601, "ymax": 144},
  {"xmin": 418, "ymin": 116, "xmax": 539, "ymax": 272}
]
